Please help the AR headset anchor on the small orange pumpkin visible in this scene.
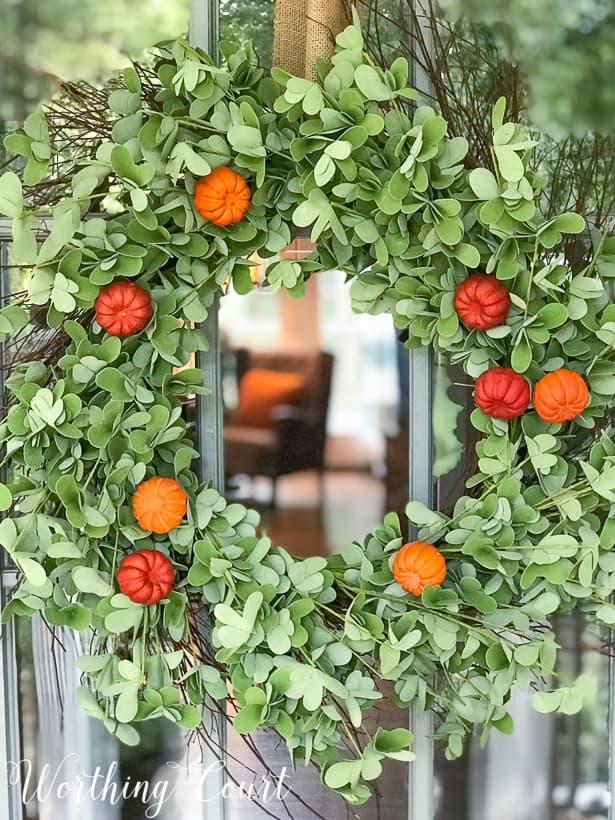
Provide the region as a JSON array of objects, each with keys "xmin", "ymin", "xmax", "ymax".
[
  {"xmin": 533, "ymin": 368, "xmax": 589, "ymax": 423},
  {"xmin": 132, "ymin": 477, "xmax": 187, "ymax": 534},
  {"xmin": 95, "ymin": 280, "xmax": 153, "ymax": 337},
  {"xmin": 392, "ymin": 541, "xmax": 447, "ymax": 597},
  {"xmin": 193, "ymin": 167, "xmax": 251, "ymax": 226},
  {"xmin": 117, "ymin": 549, "xmax": 174, "ymax": 605}
]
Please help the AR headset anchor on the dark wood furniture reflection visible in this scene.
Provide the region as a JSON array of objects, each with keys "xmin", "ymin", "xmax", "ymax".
[{"xmin": 224, "ymin": 348, "xmax": 333, "ymax": 506}]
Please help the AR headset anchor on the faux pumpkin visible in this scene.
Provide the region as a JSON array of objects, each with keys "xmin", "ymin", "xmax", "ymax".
[
  {"xmin": 193, "ymin": 166, "xmax": 251, "ymax": 226},
  {"xmin": 533, "ymin": 368, "xmax": 589, "ymax": 423},
  {"xmin": 117, "ymin": 549, "xmax": 174, "ymax": 605},
  {"xmin": 392, "ymin": 541, "xmax": 447, "ymax": 597},
  {"xmin": 132, "ymin": 477, "xmax": 187, "ymax": 534},
  {"xmin": 474, "ymin": 367, "xmax": 531, "ymax": 419},
  {"xmin": 95, "ymin": 280, "xmax": 153, "ymax": 337},
  {"xmin": 453, "ymin": 272, "xmax": 511, "ymax": 330}
]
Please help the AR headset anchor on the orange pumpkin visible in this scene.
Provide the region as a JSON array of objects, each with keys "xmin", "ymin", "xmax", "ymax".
[
  {"xmin": 392, "ymin": 541, "xmax": 447, "ymax": 597},
  {"xmin": 132, "ymin": 477, "xmax": 187, "ymax": 534},
  {"xmin": 95, "ymin": 280, "xmax": 153, "ymax": 337},
  {"xmin": 533, "ymin": 368, "xmax": 589, "ymax": 423},
  {"xmin": 117, "ymin": 549, "xmax": 174, "ymax": 605},
  {"xmin": 193, "ymin": 167, "xmax": 250, "ymax": 226}
]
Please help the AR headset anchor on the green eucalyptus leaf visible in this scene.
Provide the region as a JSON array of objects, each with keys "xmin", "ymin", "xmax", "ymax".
[
  {"xmin": 0, "ymin": 172, "xmax": 23, "ymax": 218},
  {"xmin": 72, "ymin": 567, "xmax": 114, "ymax": 598}
]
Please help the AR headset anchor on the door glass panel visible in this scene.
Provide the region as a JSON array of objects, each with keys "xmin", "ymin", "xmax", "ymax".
[
  {"xmin": 1, "ymin": 0, "xmax": 411, "ymax": 808},
  {"xmin": 433, "ymin": 613, "xmax": 610, "ymax": 820},
  {"xmin": 0, "ymin": 231, "xmax": 218, "ymax": 820},
  {"xmin": 220, "ymin": 0, "xmax": 408, "ymax": 772},
  {"xmin": 220, "ymin": 267, "xmax": 399, "ymax": 552},
  {"xmin": 11, "ymin": 612, "xmax": 235, "ymax": 820},
  {"xmin": 219, "ymin": 265, "xmax": 410, "ymax": 818},
  {"xmin": 431, "ymin": 357, "xmax": 611, "ymax": 820}
]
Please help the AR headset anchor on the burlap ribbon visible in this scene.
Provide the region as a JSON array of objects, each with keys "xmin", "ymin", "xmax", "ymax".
[
  {"xmin": 273, "ymin": 0, "xmax": 351, "ymax": 80},
  {"xmin": 273, "ymin": 0, "xmax": 351, "ymax": 348}
]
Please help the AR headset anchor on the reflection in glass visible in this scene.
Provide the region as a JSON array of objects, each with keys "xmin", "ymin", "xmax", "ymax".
[
  {"xmin": 551, "ymin": 615, "xmax": 609, "ymax": 820},
  {"xmin": 14, "ymin": 614, "xmax": 232, "ymax": 820},
  {"xmin": 433, "ymin": 614, "xmax": 609, "ymax": 820},
  {"xmin": 220, "ymin": 0, "xmax": 275, "ymax": 69},
  {"xmin": 15, "ymin": 616, "xmax": 121, "ymax": 820},
  {"xmin": 432, "ymin": 355, "xmax": 478, "ymax": 514}
]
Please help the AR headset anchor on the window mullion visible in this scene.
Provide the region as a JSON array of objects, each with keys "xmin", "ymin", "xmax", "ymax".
[
  {"xmin": 407, "ymin": 347, "xmax": 435, "ymax": 820},
  {"xmin": 0, "ymin": 223, "xmax": 26, "ymax": 820},
  {"xmin": 408, "ymin": 4, "xmax": 436, "ymax": 818},
  {"xmin": 189, "ymin": 4, "xmax": 227, "ymax": 820}
]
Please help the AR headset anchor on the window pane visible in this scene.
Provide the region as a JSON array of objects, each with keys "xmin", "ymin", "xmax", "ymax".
[
  {"xmin": 433, "ymin": 613, "xmax": 610, "ymax": 820},
  {"xmin": 0, "ymin": 0, "xmax": 189, "ymax": 130},
  {"xmin": 10, "ymin": 610, "xmax": 410, "ymax": 820},
  {"xmin": 218, "ymin": 268, "xmax": 411, "ymax": 818},
  {"xmin": 220, "ymin": 0, "xmax": 275, "ymax": 68},
  {"xmin": 431, "ymin": 359, "xmax": 611, "ymax": 820},
  {"xmin": 11, "ymin": 613, "xmax": 231, "ymax": 820}
]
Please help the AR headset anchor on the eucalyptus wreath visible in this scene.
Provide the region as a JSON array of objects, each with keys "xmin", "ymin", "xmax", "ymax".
[{"xmin": 0, "ymin": 17, "xmax": 614, "ymax": 807}]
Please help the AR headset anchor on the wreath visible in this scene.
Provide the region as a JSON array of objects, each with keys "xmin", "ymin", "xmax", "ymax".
[{"xmin": 0, "ymin": 17, "xmax": 614, "ymax": 807}]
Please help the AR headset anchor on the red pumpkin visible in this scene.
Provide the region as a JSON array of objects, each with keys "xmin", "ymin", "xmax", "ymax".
[
  {"xmin": 533, "ymin": 369, "xmax": 589, "ymax": 423},
  {"xmin": 392, "ymin": 541, "xmax": 447, "ymax": 597},
  {"xmin": 193, "ymin": 167, "xmax": 251, "ymax": 226},
  {"xmin": 132, "ymin": 477, "xmax": 187, "ymax": 534},
  {"xmin": 117, "ymin": 549, "xmax": 174, "ymax": 605},
  {"xmin": 454, "ymin": 273, "xmax": 511, "ymax": 330},
  {"xmin": 475, "ymin": 367, "xmax": 530, "ymax": 419},
  {"xmin": 95, "ymin": 281, "xmax": 153, "ymax": 337}
]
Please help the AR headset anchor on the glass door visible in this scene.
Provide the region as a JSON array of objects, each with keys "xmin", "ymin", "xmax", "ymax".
[{"xmin": 2, "ymin": 1, "xmax": 614, "ymax": 819}]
